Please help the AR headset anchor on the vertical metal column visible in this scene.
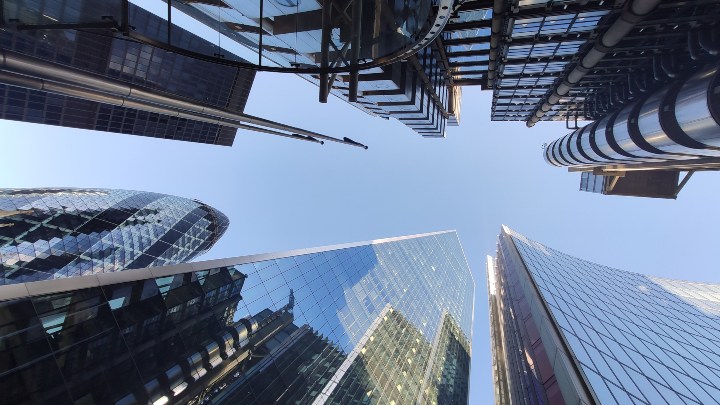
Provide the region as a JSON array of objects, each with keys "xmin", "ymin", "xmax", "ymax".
[
  {"xmin": 319, "ymin": 0, "xmax": 332, "ymax": 103},
  {"xmin": 167, "ymin": 0, "xmax": 172, "ymax": 44},
  {"xmin": 120, "ymin": 0, "xmax": 129, "ymax": 35},
  {"xmin": 258, "ymin": 0, "xmax": 264, "ymax": 66},
  {"xmin": 348, "ymin": 0, "xmax": 363, "ymax": 102}
]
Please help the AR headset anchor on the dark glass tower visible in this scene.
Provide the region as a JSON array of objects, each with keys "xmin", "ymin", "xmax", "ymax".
[
  {"xmin": 0, "ymin": 230, "xmax": 473, "ymax": 404},
  {"xmin": 0, "ymin": 188, "xmax": 229, "ymax": 284},
  {"xmin": 0, "ymin": 0, "xmax": 255, "ymax": 145},
  {"xmin": 489, "ymin": 226, "xmax": 720, "ymax": 404}
]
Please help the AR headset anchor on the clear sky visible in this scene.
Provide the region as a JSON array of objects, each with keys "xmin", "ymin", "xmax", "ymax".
[{"xmin": 3, "ymin": 71, "xmax": 720, "ymax": 404}]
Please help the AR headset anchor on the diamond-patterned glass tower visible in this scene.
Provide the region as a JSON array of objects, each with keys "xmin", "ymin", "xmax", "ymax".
[
  {"xmin": 0, "ymin": 188, "xmax": 228, "ymax": 284},
  {"xmin": 489, "ymin": 226, "xmax": 720, "ymax": 404},
  {"xmin": 0, "ymin": 230, "xmax": 473, "ymax": 404}
]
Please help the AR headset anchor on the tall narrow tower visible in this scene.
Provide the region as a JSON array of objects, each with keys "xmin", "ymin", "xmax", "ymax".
[{"xmin": 489, "ymin": 226, "xmax": 720, "ymax": 404}]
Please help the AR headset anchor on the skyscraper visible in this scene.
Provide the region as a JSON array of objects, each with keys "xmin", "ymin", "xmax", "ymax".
[
  {"xmin": 524, "ymin": 1, "xmax": 720, "ymax": 197},
  {"xmin": 0, "ymin": 230, "xmax": 474, "ymax": 404},
  {"xmin": 489, "ymin": 225, "xmax": 720, "ymax": 404},
  {"xmin": 163, "ymin": 0, "xmax": 461, "ymax": 138},
  {"xmin": 1, "ymin": 1, "xmax": 255, "ymax": 146},
  {"xmin": 0, "ymin": 0, "xmax": 364, "ymax": 149},
  {"xmin": 0, "ymin": 188, "xmax": 229, "ymax": 284}
]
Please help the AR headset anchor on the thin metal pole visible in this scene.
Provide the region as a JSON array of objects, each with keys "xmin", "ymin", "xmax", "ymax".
[
  {"xmin": 348, "ymin": 0, "xmax": 362, "ymax": 102},
  {"xmin": 120, "ymin": 0, "xmax": 129, "ymax": 35},
  {"xmin": 259, "ymin": 0, "xmax": 264, "ymax": 66},
  {"xmin": 167, "ymin": 0, "xmax": 171, "ymax": 44},
  {"xmin": 319, "ymin": 0, "xmax": 331, "ymax": 103}
]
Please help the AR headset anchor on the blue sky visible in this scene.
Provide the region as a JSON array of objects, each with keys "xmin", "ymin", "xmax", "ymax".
[{"xmin": 3, "ymin": 71, "xmax": 720, "ymax": 404}]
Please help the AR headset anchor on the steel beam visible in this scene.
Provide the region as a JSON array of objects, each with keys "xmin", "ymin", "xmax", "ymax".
[
  {"xmin": 456, "ymin": 0, "xmax": 494, "ymax": 12},
  {"xmin": 348, "ymin": 0, "xmax": 362, "ymax": 102},
  {"xmin": 444, "ymin": 20, "xmax": 492, "ymax": 32},
  {"xmin": 319, "ymin": 0, "xmax": 332, "ymax": 103}
]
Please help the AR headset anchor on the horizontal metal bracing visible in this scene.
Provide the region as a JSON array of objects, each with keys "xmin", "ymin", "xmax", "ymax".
[
  {"xmin": 444, "ymin": 20, "xmax": 492, "ymax": 32},
  {"xmin": 452, "ymin": 70, "xmax": 488, "ymax": 77},
  {"xmin": 456, "ymin": 0, "xmax": 494, "ymax": 12},
  {"xmin": 444, "ymin": 35, "xmax": 491, "ymax": 47},
  {"xmin": 446, "ymin": 49, "xmax": 490, "ymax": 59},
  {"xmin": 449, "ymin": 61, "xmax": 489, "ymax": 68},
  {"xmin": 453, "ymin": 79, "xmax": 485, "ymax": 86},
  {"xmin": 445, "ymin": 30, "xmax": 595, "ymax": 47},
  {"xmin": 508, "ymin": 4, "xmax": 616, "ymax": 21}
]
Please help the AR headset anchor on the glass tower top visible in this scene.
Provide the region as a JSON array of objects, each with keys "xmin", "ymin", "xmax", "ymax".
[
  {"xmin": 0, "ymin": 230, "xmax": 473, "ymax": 404},
  {"xmin": 0, "ymin": 188, "xmax": 229, "ymax": 285},
  {"xmin": 489, "ymin": 226, "xmax": 720, "ymax": 405}
]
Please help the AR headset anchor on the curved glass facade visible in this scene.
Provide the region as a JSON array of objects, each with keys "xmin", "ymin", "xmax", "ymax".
[
  {"xmin": 490, "ymin": 226, "xmax": 720, "ymax": 405},
  {"xmin": 0, "ymin": 188, "xmax": 229, "ymax": 284},
  {"xmin": 0, "ymin": 231, "xmax": 473, "ymax": 405}
]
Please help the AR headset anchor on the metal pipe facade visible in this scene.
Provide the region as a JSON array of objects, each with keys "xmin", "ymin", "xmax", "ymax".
[
  {"xmin": 0, "ymin": 50, "xmax": 369, "ymax": 149},
  {"xmin": 528, "ymin": 0, "xmax": 662, "ymax": 127},
  {"xmin": 545, "ymin": 64, "xmax": 720, "ymax": 167}
]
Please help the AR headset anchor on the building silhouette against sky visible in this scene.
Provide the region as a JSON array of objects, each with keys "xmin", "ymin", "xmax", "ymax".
[
  {"xmin": 0, "ymin": 0, "xmax": 365, "ymax": 149},
  {"xmin": 489, "ymin": 226, "xmax": 720, "ymax": 404},
  {"xmin": 5, "ymin": 0, "xmax": 718, "ymax": 160},
  {"xmin": 0, "ymin": 230, "xmax": 474, "ymax": 404},
  {"xmin": 0, "ymin": 1, "xmax": 255, "ymax": 146},
  {"xmin": 0, "ymin": 188, "xmax": 228, "ymax": 284}
]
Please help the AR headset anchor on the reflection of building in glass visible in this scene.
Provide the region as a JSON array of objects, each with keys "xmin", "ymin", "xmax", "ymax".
[
  {"xmin": 489, "ymin": 225, "xmax": 720, "ymax": 404},
  {"xmin": 420, "ymin": 310, "xmax": 472, "ymax": 405},
  {"xmin": 0, "ymin": 188, "xmax": 229, "ymax": 284},
  {"xmin": 0, "ymin": 1, "xmax": 255, "ymax": 146},
  {"xmin": 317, "ymin": 305, "xmax": 470, "ymax": 405},
  {"xmin": 207, "ymin": 317, "xmax": 346, "ymax": 404},
  {"xmin": 318, "ymin": 305, "xmax": 433, "ymax": 404},
  {"xmin": 0, "ymin": 265, "xmax": 247, "ymax": 405},
  {"xmin": 0, "ymin": 230, "xmax": 473, "ymax": 404}
]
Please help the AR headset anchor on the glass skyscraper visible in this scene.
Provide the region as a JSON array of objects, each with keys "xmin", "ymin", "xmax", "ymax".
[
  {"xmin": 0, "ymin": 0, "xmax": 255, "ymax": 145},
  {"xmin": 488, "ymin": 226, "xmax": 720, "ymax": 404},
  {"xmin": 0, "ymin": 230, "xmax": 473, "ymax": 404},
  {"xmin": 0, "ymin": 188, "xmax": 229, "ymax": 285}
]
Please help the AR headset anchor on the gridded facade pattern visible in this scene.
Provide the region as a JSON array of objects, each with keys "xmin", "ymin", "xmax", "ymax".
[
  {"xmin": 167, "ymin": 0, "xmax": 460, "ymax": 138},
  {"xmin": 489, "ymin": 230, "xmax": 567, "ymax": 405},
  {"xmin": 0, "ymin": 231, "xmax": 473, "ymax": 404},
  {"xmin": 0, "ymin": 265, "xmax": 248, "ymax": 404},
  {"xmin": 496, "ymin": 226, "xmax": 720, "ymax": 405},
  {"xmin": 1, "ymin": 0, "xmax": 255, "ymax": 145},
  {"xmin": 0, "ymin": 188, "xmax": 229, "ymax": 284},
  {"xmin": 490, "ymin": 7, "xmax": 609, "ymax": 121},
  {"xmin": 419, "ymin": 311, "xmax": 472, "ymax": 405},
  {"xmin": 323, "ymin": 306, "xmax": 433, "ymax": 404}
]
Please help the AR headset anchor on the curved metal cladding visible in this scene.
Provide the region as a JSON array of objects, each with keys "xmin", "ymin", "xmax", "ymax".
[
  {"xmin": 638, "ymin": 77, "xmax": 720, "ymax": 158},
  {"xmin": 544, "ymin": 63, "xmax": 720, "ymax": 167},
  {"xmin": 579, "ymin": 121, "xmax": 612, "ymax": 163},
  {"xmin": 0, "ymin": 188, "xmax": 229, "ymax": 284},
  {"xmin": 674, "ymin": 64, "xmax": 720, "ymax": 150},
  {"xmin": 567, "ymin": 125, "xmax": 596, "ymax": 164},
  {"xmin": 544, "ymin": 139, "xmax": 562, "ymax": 166},
  {"xmin": 551, "ymin": 137, "xmax": 574, "ymax": 166}
]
